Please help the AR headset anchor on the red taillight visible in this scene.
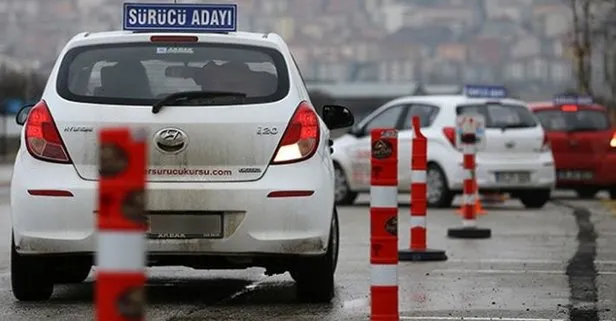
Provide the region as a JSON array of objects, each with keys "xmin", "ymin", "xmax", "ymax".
[
  {"xmin": 25, "ymin": 101, "xmax": 71, "ymax": 164},
  {"xmin": 271, "ymin": 101, "xmax": 320, "ymax": 165},
  {"xmin": 561, "ymin": 104, "xmax": 578, "ymax": 112},
  {"xmin": 609, "ymin": 133, "xmax": 616, "ymax": 148},
  {"xmin": 150, "ymin": 35, "xmax": 198, "ymax": 42},
  {"xmin": 442, "ymin": 127, "xmax": 456, "ymax": 147}
]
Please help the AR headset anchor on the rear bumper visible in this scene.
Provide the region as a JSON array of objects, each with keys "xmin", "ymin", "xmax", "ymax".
[
  {"xmin": 11, "ymin": 150, "xmax": 334, "ymax": 258},
  {"xmin": 555, "ymin": 154, "xmax": 616, "ymax": 188},
  {"xmin": 448, "ymin": 153, "xmax": 555, "ymax": 192}
]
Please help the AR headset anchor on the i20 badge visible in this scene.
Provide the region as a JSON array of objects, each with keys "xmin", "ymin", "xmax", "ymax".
[{"xmin": 154, "ymin": 128, "xmax": 188, "ymax": 154}]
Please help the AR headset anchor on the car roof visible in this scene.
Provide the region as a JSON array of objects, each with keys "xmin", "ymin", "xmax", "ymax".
[
  {"xmin": 64, "ymin": 30, "xmax": 287, "ymax": 50},
  {"xmin": 383, "ymin": 94, "xmax": 528, "ymax": 108}
]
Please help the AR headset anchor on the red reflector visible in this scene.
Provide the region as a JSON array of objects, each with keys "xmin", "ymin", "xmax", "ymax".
[
  {"xmin": 561, "ymin": 105, "xmax": 578, "ymax": 112},
  {"xmin": 150, "ymin": 35, "xmax": 198, "ymax": 42},
  {"xmin": 27, "ymin": 189, "xmax": 74, "ymax": 197},
  {"xmin": 267, "ymin": 190, "xmax": 314, "ymax": 198}
]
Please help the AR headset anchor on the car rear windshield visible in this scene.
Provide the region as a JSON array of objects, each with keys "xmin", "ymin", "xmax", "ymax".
[
  {"xmin": 456, "ymin": 103, "xmax": 538, "ymax": 129},
  {"xmin": 56, "ymin": 43, "xmax": 290, "ymax": 106},
  {"xmin": 534, "ymin": 109, "xmax": 610, "ymax": 131}
]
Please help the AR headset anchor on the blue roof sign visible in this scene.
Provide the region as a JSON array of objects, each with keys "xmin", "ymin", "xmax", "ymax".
[
  {"xmin": 464, "ymin": 85, "xmax": 507, "ymax": 99},
  {"xmin": 553, "ymin": 95, "xmax": 593, "ymax": 105},
  {"xmin": 123, "ymin": 3, "xmax": 237, "ymax": 32}
]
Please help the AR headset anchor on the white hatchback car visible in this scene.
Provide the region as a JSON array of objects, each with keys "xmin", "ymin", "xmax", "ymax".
[
  {"xmin": 10, "ymin": 29, "xmax": 354, "ymax": 302},
  {"xmin": 332, "ymin": 94, "xmax": 555, "ymax": 208}
]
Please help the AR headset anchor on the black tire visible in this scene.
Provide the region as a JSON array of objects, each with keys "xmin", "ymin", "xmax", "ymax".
[
  {"xmin": 519, "ymin": 189, "xmax": 551, "ymax": 209},
  {"xmin": 426, "ymin": 163, "xmax": 454, "ymax": 208},
  {"xmin": 609, "ymin": 187, "xmax": 616, "ymax": 200},
  {"xmin": 11, "ymin": 234, "xmax": 54, "ymax": 301},
  {"xmin": 334, "ymin": 163, "xmax": 358, "ymax": 205},
  {"xmin": 54, "ymin": 265, "xmax": 91, "ymax": 284},
  {"xmin": 575, "ymin": 188, "xmax": 599, "ymax": 199},
  {"xmin": 292, "ymin": 208, "xmax": 339, "ymax": 303}
]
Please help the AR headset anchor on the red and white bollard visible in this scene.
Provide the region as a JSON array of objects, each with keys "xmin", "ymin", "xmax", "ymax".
[
  {"xmin": 399, "ymin": 116, "xmax": 447, "ymax": 261},
  {"xmin": 370, "ymin": 128, "xmax": 399, "ymax": 321},
  {"xmin": 96, "ymin": 128, "xmax": 148, "ymax": 321},
  {"xmin": 447, "ymin": 142, "xmax": 491, "ymax": 239}
]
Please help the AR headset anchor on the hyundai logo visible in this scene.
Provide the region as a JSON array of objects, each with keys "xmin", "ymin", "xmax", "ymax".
[{"xmin": 154, "ymin": 128, "xmax": 188, "ymax": 154}]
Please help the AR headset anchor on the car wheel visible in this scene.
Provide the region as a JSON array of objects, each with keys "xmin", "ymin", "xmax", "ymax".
[
  {"xmin": 292, "ymin": 208, "xmax": 338, "ymax": 303},
  {"xmin": 11, "ymin": 234, "xmax": 54, "ymax": 301},
  {"xmin": 334, "ymin": 163, "xmax": 358, "ymax": 205},
  {"xmin": 575, "ymin": 188, "xmax": 598, "ymax": 199},
  {"xmin": 519, "ymin": 189, "xmax": 551, "ymax": 209},
  {"xmin": 609, "ymin": 188, "xmax": 616, "ymax": 200},
  {"xmin": 54, "ymin": 264, "xmax": 92, "ymax": 284},
  {"xmin": 426, "ymin": 163, "xmax": 454, "ymax": 208}
]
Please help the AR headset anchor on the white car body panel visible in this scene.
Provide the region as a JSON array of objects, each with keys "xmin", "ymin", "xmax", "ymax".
[
  {"xmin": 332, "ymin": 95, "xmax": 556, "ymax": 194},
  {"xmin": 11, "ymin": 30, "xmax": 335, "ymax": 257}
]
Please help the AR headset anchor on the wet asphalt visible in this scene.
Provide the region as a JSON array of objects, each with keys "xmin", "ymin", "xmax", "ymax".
[{"xmin": 0, "ymin": 189, "xmax": 614, "ymax": 321}]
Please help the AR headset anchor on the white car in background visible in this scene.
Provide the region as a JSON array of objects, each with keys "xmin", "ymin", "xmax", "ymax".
[{"xmin": 332, "ymin": 94, "xmax": 556, "ymax": 208}]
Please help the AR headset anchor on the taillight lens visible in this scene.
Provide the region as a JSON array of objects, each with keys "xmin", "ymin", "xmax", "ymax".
[
  {"xmin": 25, "ymin": 100, "xmax": 72, "ymax": 164},
  {"xmin": 271, "ymin": 101, "xmax": 320, "ymax": 164},
  {"xmin": 610, "ymin": 133, "xmax": 616, "ymax": 148},
  {"xmin": 540, "ymin": 133, "xmax": 551, "ymax": 152},
  {"xmin": 442, "ymin": 127, "xmax": 456, "ymax": 147}
]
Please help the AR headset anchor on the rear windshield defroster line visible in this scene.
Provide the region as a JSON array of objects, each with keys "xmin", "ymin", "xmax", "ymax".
[
  {"xmin": 56, "ymin": 42, "xmax": 290, "ymax": 106},
  {"xmin": 456, "ymin": 103, "xmax": 538, "ymax": 129}
]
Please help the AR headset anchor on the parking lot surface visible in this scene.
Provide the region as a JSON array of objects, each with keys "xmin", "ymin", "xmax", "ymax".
[{"xmin": 0, "ymin": 188, "xmax": 614, "ymax": 320}]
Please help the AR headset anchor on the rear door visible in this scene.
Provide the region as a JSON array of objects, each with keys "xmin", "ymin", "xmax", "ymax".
[
  {"xmin": 534, "ymin": 106, "xmax": 613, "ymax": 177},
  {"xmin": 346, "ymin": 104, "xmax": 408, "ymax": 190},
  {"xmin": 47, "ymin": 40, "xmax": 295, "ymax": 182},
  {"xmin": 456, "ymin": 102, "xmax": 544, "ymax": 160}
]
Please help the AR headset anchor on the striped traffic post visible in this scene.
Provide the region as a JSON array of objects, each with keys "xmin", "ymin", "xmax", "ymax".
[
  {"xmin": 447, "ymin": 120, "xmax": 491, "ymax": 239},
  {"xmin": 399, "ymin": 116, "xmax": 447, "ymax": 261},
  {"xmin": 370, "ymin": 128, "xmax": 399, "ymax": 321},
  {"xmin": 96, "ymin": 127, "xmax": 148, "ymax": 321}
]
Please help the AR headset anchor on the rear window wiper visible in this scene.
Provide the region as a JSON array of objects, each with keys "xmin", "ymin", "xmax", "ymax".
[
  {"xmin": 494, "ymin": 123, "xmax": 534, "ymax": 132},
  {"xmin": 152, "ymin": 91, "xmax": 247, "ymax": 114},
  {"xmin": 567, "ymin": 126, "xmax": 603, "ymax": 132}
]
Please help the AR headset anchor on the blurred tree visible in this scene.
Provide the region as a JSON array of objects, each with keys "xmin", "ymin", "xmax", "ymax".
[
  {"xmin": 596, "ymin": 0, "xmax": 616, "ymax": 106},
  {"xmin": 566, "ymin": 0, "xmax": 595, "ymax": 95}
]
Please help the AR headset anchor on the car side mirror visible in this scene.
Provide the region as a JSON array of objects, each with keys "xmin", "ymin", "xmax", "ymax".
[
  {"xmin": 16, "ymin": 104, "xmax": 34, "ymax": 126},
  {"xmin": 322, "ymin": 105, "xmax": 354, "ymax": 130}
]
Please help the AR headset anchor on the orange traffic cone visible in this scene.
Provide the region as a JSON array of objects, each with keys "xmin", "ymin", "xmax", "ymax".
[
  {"xmin": 482, "ymin": 192, "xmax": 508, "ymax": 204},
  {"xmin": 456, "ymin": 190, "xmax": 487, "ymax": 215}
]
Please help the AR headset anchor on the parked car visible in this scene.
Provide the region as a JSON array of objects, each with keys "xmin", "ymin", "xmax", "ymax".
[{"xmin": 332, "ymin": 86, "xmax": 555, "ymax": 208}]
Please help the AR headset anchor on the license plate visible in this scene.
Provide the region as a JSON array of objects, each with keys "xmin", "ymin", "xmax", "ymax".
[
  {"xmin": 495, "ymin": 172, "xmax": 531, "ymax": 184},
  {"xmin": 146, "ymin": 213, "xmax": 223, "ymax": 239},
  {"xmin": 557, "ymin": 170, "xmax": 593, "ymax": 180}
]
